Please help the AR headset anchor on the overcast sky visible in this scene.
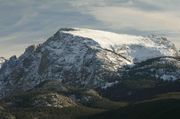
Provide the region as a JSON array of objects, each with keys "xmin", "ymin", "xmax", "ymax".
[{"xmin": 0, "ymin": 0, "xmax": 180, "ymax": 58}]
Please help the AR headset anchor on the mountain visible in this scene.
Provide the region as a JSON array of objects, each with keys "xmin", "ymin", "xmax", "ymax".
[
  {"xmin": 0, "ymin": 28, "xmax": 179, "ymax": 98},
  {"xmin": 0, "ymin": 28, "xmax": 180, "ymax": 119}
]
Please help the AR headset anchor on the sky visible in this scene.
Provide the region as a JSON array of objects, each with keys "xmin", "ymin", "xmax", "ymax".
[{"xmin": 0, "ymin": 0, "xmax": 180, "ymax": 58}]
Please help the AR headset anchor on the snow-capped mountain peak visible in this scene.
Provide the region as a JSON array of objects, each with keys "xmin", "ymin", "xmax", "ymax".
[
  {"xmin": 0, "ymin": 28, "xmax": 179, "ymax": 98},
  {"xmin": 62, "ymin": 28, "xmax": 178, "ymax": 63}
]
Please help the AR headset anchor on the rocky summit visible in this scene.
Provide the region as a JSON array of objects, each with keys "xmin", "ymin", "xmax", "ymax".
[{"xmin": 0, "ymin": 28, "xmax": 179, "ymax": 98}]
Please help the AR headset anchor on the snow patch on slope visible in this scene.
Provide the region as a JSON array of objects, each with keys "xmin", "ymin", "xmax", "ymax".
[{"xmin": 0, "ymin": 57, "xmax": 6, "ymax": 69}]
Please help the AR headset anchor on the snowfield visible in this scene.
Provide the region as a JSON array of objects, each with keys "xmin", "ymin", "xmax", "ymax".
[{"xmin": 63, "ymin": 28, "xmax": 177, "ymax": 63}]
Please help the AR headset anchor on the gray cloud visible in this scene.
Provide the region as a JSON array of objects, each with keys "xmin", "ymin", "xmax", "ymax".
[
  {"xmin": 0, "ymin": 0, "xmax": 103, "ymax": 57},
  {"xmin": 69, "ymin": 0, "xmax": 180, "ymax": 48}
]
